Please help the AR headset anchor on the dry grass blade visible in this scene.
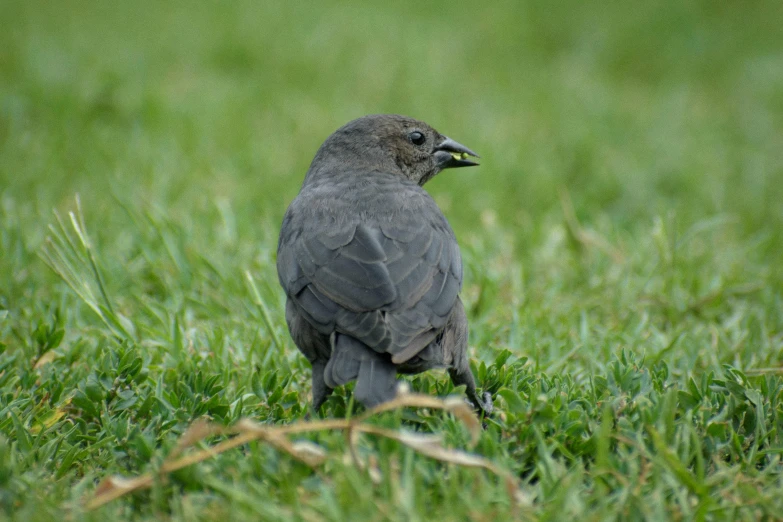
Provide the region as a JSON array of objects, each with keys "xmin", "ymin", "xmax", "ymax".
[
  {"xmin": 358, "ymin": 425, "xmax": 501, "ymax": 474},
  {"xmin": 352, "ymin": 386, "xmax": 457, "ymax": 422},
  {"xmin": 89, "ymin": 476, "xmax": 158, "ymax": 509},
  {"xmin": 167, "ymin": 418, "xmax": 226, "ymax": 460},
  {"xmin": 443, "ymin": 396, "xmax": 482, "ymax": 446},
  {"xmin": 289, "ymin": 440, "xmax": 329, "ymax": 466},
  {"xmin": 85, "ymin": 392, "xmax": 517, "ymax": 511}
]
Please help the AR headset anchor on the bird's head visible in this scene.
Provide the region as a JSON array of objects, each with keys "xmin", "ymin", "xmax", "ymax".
[{"xmin": 306, "ymin": 114, "xmax": 480, "ymax": 186}]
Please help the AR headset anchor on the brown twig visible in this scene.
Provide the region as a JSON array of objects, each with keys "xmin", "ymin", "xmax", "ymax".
[{"xmin": 85, "ymin": 391, "xmax": 515, "ymax": 511}]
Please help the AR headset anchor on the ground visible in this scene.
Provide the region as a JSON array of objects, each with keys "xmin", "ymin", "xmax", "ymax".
[{"xmin": 1, "ymin": 1, "xmax": 782, "ymax": 520}]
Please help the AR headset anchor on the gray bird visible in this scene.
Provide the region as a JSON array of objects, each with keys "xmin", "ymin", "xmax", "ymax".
[{"xmin": 276, "ymin": 114, "xmax": 492, "ymax": 415}]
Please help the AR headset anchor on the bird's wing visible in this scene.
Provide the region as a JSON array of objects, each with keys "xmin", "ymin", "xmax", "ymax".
[
  {"xmin": 277, "ymin": 210, "xmax": 462, "ymax": 363},
  {"xmin": 374, "ymin": 218, "xmax": 462, "ymax": 363}
]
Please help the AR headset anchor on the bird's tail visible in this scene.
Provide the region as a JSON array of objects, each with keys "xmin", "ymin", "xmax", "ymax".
[{"xmin": 324, "ymin": 334, "xmax": 398, "ymax": 408}]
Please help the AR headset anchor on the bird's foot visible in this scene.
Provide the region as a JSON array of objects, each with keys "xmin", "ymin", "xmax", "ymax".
[
  {"xmin": 467, "ymin": 390, "xmax": 493, "ymax": 418},
  {"xmin": 477, "ymin": 391, "xmax": 494, "ymax": 416}
]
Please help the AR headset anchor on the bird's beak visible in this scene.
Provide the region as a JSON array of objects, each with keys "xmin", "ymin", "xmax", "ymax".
[{"xmin": 434, "ymin": 137, "xmax": 480, "ymax": 169}]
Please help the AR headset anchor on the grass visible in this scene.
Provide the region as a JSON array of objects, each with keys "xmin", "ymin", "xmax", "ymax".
[{"xmin": 1, "ymin": 0, "xmax": 783, "ymax": 520}]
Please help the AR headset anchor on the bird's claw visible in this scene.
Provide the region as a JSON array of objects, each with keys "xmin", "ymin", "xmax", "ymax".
[
  {"xmin": 468, "ymin": 391, "xmax": 493, "ymax": 418},
  {"xmin": 478, "ymin": 391, "xmax": 493, "ymax": 416}
]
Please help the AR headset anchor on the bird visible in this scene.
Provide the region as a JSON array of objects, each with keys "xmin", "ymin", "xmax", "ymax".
[{"xmin": 276, "ymin": 114, "xmax": 493, "ymax": 416}]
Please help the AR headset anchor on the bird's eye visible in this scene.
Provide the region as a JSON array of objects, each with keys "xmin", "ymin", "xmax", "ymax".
[{"xmin": 408, "ymin": 131, "xmax": 426, "ymax": 146}]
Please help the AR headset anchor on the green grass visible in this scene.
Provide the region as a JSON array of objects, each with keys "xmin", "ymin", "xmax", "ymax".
[{"xmin": 2, "ymin": 0, "xmax": 783, "ymax": 520}]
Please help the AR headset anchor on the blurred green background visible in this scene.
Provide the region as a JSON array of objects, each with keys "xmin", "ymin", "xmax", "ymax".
[
  {"xmin": 3, "ymin": 0, "xmax": 781, "ymax": 243},
  {"xmin": 2, "ymin": 0, "xmax": 783, "ymax": 518}
]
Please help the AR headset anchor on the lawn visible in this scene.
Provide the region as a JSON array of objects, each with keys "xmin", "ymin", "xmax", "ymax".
[{"xmin": 1, "ymin": 0, "xmax": 783, "ymax": 520}]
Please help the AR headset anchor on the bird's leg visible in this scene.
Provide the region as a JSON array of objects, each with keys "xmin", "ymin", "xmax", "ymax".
[
  {"xmin": 310, "ymin": 359, "xmax": 333, "ymax": 415},
  {"xmin": 449, "ymin": 366, "xmax": 493, "ymax": 416}
]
